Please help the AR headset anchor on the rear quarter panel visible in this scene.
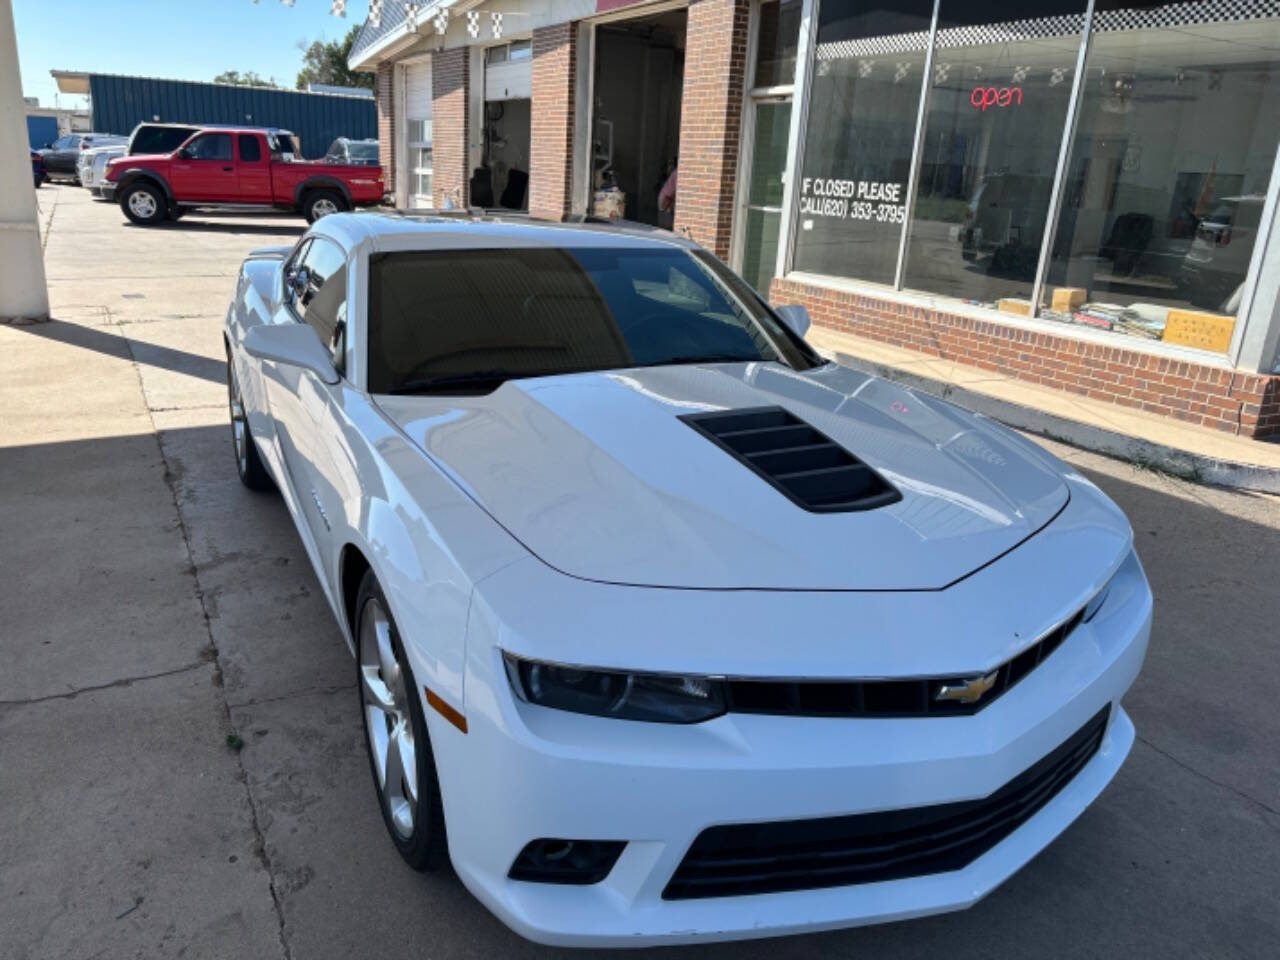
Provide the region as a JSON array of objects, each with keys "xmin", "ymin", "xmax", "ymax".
[{"xmin": 271, "ymin": 161, "xmax": 384, "ymax": 204}]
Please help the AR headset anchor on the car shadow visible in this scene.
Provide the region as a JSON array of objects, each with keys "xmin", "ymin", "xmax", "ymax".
[{"xmin": 120, "ymin": 219, "xmax": 306, "ymax": 237}]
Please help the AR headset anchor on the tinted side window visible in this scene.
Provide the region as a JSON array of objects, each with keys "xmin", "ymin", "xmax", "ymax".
[
  {"xmin": 189, "ymin": 133, "xmax": 232, "ymax": 161},
  {"xmin": 239, "ymin": 135, "xmax": 262, "ymax": 163},
  {"xmin": 296, "ymin": 238, "xmax": 348, "ymax": 367}
]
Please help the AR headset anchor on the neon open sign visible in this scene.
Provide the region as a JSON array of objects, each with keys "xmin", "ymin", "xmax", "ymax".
[{"xmin": 970, "ymin": 86, "xmax": 1024, "ymax": 111}]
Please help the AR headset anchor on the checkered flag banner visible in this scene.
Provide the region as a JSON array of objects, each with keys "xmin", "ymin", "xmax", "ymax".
[
  {"xmin": 330, "ymin": 0, "xmax": 346, "ymax": 16},
  {"xmin": 1094, "ymin": 0, "xmax": 1280, "ymax": 31},
  {"xmin": 405, "ymin": 2, "xmax": 420, "ymax": 31},
  {"xmin": 368, "ymin": 0, "xmax": 382, "ymax": 28},
  {"xmin": 467, "ymin": 11, "xmax": 480, "ymax": 37},
  {"xmin": 433, "ymin": 7, "xmax": 449, "ymax": 34},
  {"xmin": 491, "ymin": 11, "xmax": 503, "ymax": 39},
  {"xmin": 819, "ymin": 2, "xmax": 1280, "ymax": 62}
]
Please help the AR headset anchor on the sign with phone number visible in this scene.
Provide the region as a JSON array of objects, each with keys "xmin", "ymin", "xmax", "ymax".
[{"xmin": 799, "ymin": 178, "xmax": 906, "ymax": 224}]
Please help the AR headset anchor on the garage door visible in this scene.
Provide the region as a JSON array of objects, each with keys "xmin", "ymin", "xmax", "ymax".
[
  {"xmin": 485, "ymin": 41, "xmax": 532, "ymax": 101},
  {"xmin": 405, "ymin": 60, "xmax": 432, "ymax": 208}
]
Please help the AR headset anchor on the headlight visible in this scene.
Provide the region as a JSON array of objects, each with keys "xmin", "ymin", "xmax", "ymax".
[{"xmin": 503, "ymin": 654, "xmax": 725, "ymax": 724}]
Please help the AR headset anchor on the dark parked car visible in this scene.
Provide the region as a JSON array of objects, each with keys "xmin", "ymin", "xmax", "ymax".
[
  {"xmin": 40, "ymin": 132, "xmax": 128, "ymax": 181},
  {"xmin": 31, "ymin": 150, "xmax": 45, "ymax": 188},
  {"xmin": 322, "ymin": 137, "xmax": 379, "ymax": 166}
]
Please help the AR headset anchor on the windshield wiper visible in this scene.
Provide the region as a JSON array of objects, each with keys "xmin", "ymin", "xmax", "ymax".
[
  {"xmin": 634, "ymin": 354, "xmax": 766, "ymax": 369},
  {"xmin": 389, "ymin": 368, "xmax": 572, "ymax": 395},
  {"xmin": 390, "ymin": 370, "xmax": 520, "ymax": 395}
]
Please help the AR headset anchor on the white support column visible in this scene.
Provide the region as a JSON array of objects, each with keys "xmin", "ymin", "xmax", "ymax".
[
  {"xmin": 0, "ymin": 0, "xmax": 49, "ymax": 321},
  {"xmin": 0, "ymin": 0, "xmax": 48, "ymax": 322}
]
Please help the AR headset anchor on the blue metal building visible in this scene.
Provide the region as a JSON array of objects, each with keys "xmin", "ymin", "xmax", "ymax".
[
  {"xmin": 57, "ymin": 73, "xmax": 376, "ymax": 159},
  {"xmin": 26, "ymin": 115, "xmax": 59, "ymax": 149}
]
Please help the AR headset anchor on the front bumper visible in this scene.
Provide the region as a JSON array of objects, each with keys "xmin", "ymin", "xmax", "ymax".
[
  {"xmin": 427, "ymin": 549, "xmax": 1151, "ymax": 946},
  {"xmin": 100, "ymin": 181, "xmax": 117, "ymax": 201}
]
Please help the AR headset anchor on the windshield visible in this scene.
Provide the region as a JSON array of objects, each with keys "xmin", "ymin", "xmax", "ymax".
[
  {"xmin": 368, "ymin": 246, "xmax": 821, "ymax": 394},
  {"xmin": 349, "ymin": 142, "xmax": 379, "ymax": 161}
]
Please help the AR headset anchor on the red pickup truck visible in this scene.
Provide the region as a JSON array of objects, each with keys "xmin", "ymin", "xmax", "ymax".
[{"xmin": 105, "ymin": 127, "xmax": 384, "ymax": 226}]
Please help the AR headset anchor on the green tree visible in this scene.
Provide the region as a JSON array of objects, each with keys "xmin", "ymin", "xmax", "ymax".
[
  {"xmin": 212, "ymin": 70, "xmax": 282, "ymax": 88},
  {"xmin": 296, "ymin": 25, "xmax": 375, "ymax": 92}
]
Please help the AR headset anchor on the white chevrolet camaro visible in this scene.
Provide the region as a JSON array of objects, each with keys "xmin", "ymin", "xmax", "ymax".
[{"xmin": 223, "ymin": 213, "xmax": 1151, "ymax": 947}]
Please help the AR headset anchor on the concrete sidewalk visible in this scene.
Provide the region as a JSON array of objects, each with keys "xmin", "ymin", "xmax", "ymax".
[
  {"xmin": 3, "ymin": 185, "xmax": 1279, "ymax": 960},
  {"xmin": 808, "ymin": 326, "xmax": 1280, "ymax": 493}
]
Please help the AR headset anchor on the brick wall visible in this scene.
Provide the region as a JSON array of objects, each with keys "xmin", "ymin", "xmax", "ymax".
[
  {"xmin": 375, "ymin": 63, "xmax": 396, "ymax": 199},
  {"xmin": 674, "ymin": 0, "xmax": 750, "ymax": 260},
  {"xmin": 772, "ymin": 277, "xmax": 1280, "ymax": 440},
  {"xmin": 431, "ymin": 48, "xmax": 470, "ymax": 209},
  {"xmin": 529, "ymin": 24, "xmax": 577, "ymax": 221}
]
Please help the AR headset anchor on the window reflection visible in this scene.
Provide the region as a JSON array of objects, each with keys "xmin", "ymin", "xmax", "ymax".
[
  {"xmin": 1040, "ymin": 12, "xmax": 1280, "ymax": 353},
  {"xmin": 793, "ymin": 0, "xmax": 934, "ymax": 284},
  {"xmin": 903, "ymin": 2, "xmax": 1087, "ymax": 310}
]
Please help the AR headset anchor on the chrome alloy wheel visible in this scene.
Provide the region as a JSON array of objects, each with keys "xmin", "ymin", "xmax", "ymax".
[
  {"xmin": 128, "ymin": 189, "xmax": 158, "ymax": 220},
  {"xmin": 312, "ymin": 197, "xmax": 339, "ymax": 218},
  {"xmin": 359, "ymin": 599, "xmax": 418, "ymax": 839},
  {"xmin": 227, "ymin": 362, "xmax": 248, "ymax": 476}
]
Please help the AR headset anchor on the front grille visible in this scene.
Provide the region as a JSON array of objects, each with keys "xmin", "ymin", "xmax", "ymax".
[
  {"xmin": 679, "ymin": 406, "xmax": 901, "ymax": 513},
  {"xmin": 725, "ymin": 607, "xmax": 1085, "ymax": 718},
  {"xmin": 663, "ymin": 705, "xmax": 1110, "ymax": 900}
]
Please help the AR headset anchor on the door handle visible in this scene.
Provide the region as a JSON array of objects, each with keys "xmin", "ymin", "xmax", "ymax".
[{"xmin": 222, "ymin": 165, "xmax": 234, "ymax": 171}]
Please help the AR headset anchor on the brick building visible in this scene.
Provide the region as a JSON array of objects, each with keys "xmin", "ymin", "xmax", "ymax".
[{"xmin": 351, "ymin": 0, "xmax": 1280, "ymax": 440}]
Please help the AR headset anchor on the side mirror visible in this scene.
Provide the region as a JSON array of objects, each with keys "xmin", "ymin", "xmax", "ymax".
[
  {"xmin": 776, "ymin": 304, "xmax": 811, "ymax": 339},
  {"xmin": 177, "ymin": 146, "xmax": 193, "ymax": 159},
  {"xmin": 242, "ymin": 324, "xmax": 339, "ymax": 385}
]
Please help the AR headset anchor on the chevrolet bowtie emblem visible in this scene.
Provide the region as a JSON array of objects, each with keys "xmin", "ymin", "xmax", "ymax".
[{"xmin": 935, "ymin": 670, "xmax": 999, "ymax": 704}]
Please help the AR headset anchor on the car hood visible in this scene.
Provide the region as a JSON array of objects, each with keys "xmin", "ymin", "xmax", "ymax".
[{"xmin": 376, "ymin": 362, "xmax": 1069, "ymax": 590}]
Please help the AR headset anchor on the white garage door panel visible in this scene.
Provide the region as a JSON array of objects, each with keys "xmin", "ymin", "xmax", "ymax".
[
  {"xmin": 406, "ymin": 62, "xmax": 432, "ymax": 120},
  {"xmin": 486, "ymin": 60, "xmax": 531, "ymax": 101}
]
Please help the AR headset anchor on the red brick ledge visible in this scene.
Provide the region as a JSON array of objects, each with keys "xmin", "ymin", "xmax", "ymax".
[{"xmin": 771, "ymin": 276, "xmax": 1280, "ymax": 440}]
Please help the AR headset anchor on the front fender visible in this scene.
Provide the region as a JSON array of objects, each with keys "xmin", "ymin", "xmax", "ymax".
[{"xmin": 115, "ymin": 169, "xmax": 173, "ymax": 203}]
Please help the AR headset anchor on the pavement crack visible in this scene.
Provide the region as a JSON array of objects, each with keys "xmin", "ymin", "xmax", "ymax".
[
  {"xmin": 229, "ymin": 683, "xmax": 356, "ymax": 711},
  {"xmin": 111, "ymin": 312, "xmax": 294, "ymax": 960},
  {"xmin": 1136, "ymin": 734, "xmax": 1280, "ymax": 821},
  {"xmin": 0, "ymin": 661, "xmax": 207, "ymax": 707}
]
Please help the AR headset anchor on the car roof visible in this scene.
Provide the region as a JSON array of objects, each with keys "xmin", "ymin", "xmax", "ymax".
[{"xmin": 309, "ymin": 211, "xmax": 701, "ymax": 254}]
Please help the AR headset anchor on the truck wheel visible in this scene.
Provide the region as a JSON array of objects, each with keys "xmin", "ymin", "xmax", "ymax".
[
  {"xmin": 303, "ymin": 189, "xmax": 347, "ymax": 223},
  {"xmin": 121, "ymin": 182, "xmax": 168, "ymax": 226}
]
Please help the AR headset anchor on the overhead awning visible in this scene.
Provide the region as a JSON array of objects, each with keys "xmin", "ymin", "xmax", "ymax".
[{"xmin": 50, "ymin": 70, "xmax": 91, "ymax": 95}]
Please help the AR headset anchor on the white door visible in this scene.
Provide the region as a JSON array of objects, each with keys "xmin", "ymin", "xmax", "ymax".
[{"xmin": 405, "ymin": 60, "xmax": 433, "ymax": 208}]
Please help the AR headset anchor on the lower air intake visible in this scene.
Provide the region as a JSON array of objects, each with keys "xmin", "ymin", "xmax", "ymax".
[{"xmin": 663, "ymin": 705, "xmax": 1110, "ymax": 900}]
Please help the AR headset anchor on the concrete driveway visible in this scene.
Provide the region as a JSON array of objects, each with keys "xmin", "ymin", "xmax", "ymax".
[{"xmin": 2, "ymin": 185, "xmax": 1277, "ymax": 960}]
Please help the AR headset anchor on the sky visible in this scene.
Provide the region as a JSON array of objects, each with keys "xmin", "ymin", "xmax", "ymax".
[{"xmin": 14, "ymin": 0, "xmax": 367, "ymax": 109}]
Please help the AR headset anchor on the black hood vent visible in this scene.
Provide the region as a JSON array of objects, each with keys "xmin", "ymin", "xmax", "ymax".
[{"xmin": 680, "ymin": 406, "xmax": 901, "ymax": 513}]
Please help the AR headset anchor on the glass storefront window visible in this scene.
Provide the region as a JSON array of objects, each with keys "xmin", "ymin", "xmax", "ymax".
[
  {"xmin": 741, "ymin": 100, "xmax": 793, "ymax": 294},
  {"xmin": 781, "ymin": 0, "xmax": 1280, "ymax": 359},
  {"xmin": 1039, "ymin": 9, "xmax": 1280, "ymax": 354},
  {"xmin": 792, "ymin": 0, "xmax": 934, "ymax": 285},
  {"xmin": 902, "ymin": 2, "xmax": 1087, "ymax": 311},
  {"xmin": 755, "ymin": 0, "xmax": 802, "ymax": 88}
]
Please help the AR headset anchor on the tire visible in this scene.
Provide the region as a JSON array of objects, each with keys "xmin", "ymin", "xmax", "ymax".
[
  {"xmin": 225, "ymin": 349, "xmax": 273, "ymax": 491},
  {"xmin": 302, "ymin": 188, "xmax": 347, "ymax": 224},
  {"xmin": 120, "ymin": 181, "xmax": 168, "ymax": 226},
  {"xmin": 356, "ymin": 571, "xmax": 448, "ymax": 871}
]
